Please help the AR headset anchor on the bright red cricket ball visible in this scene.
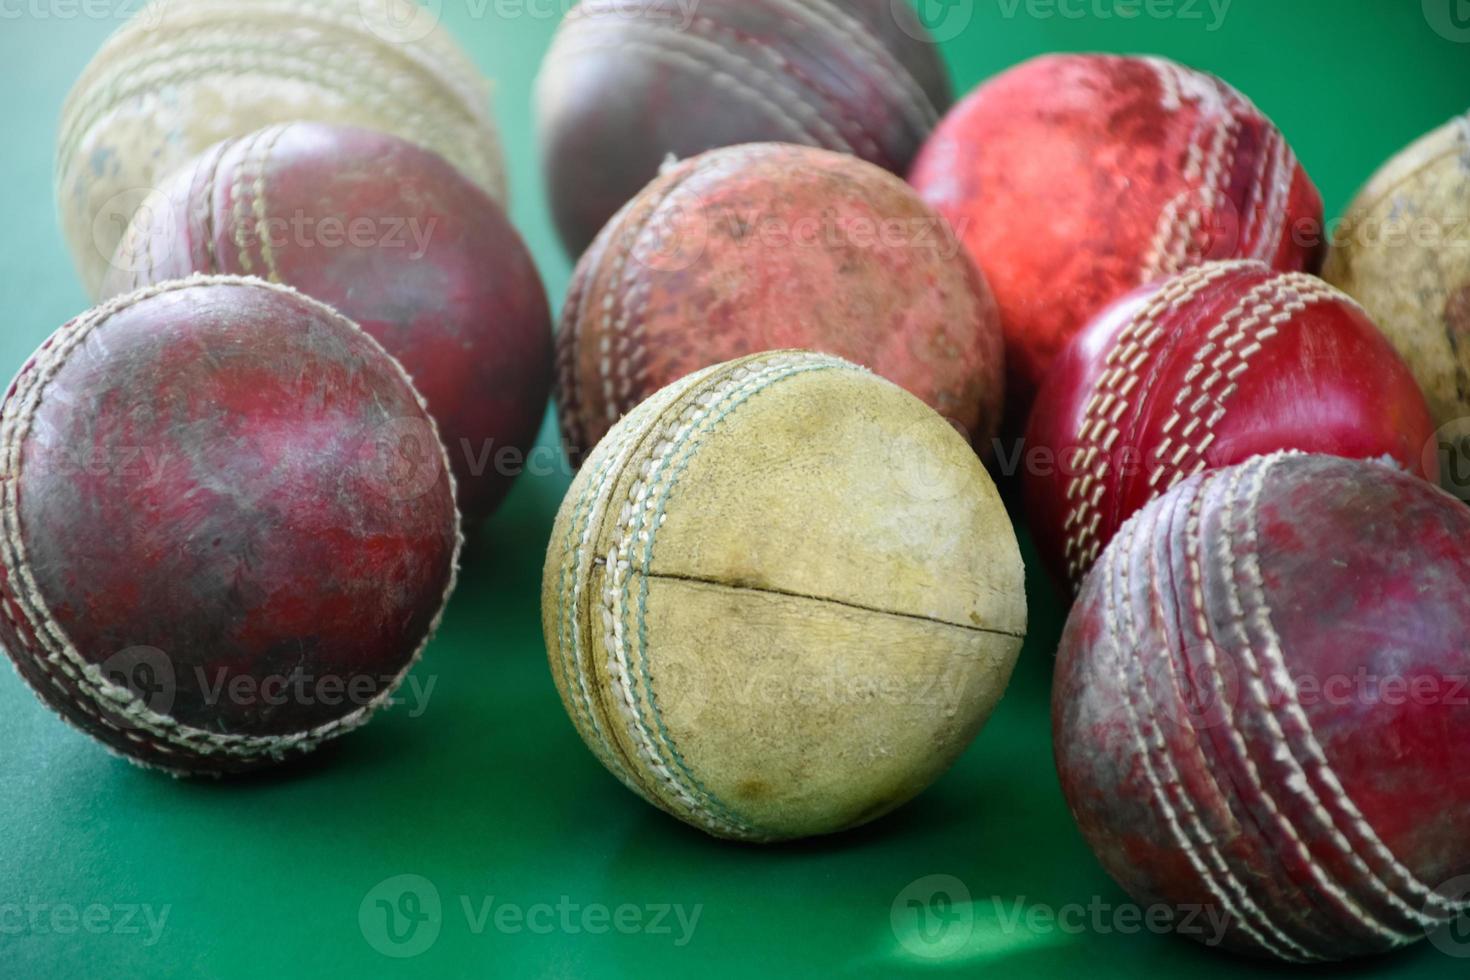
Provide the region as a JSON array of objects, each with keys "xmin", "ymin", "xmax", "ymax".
[
  {"xmin": 1054, "ymin": 453, "xmax": 1470, "ymax": 962},
  {"xmin": 103, "ymin": 122, "xmax": 552, "ymax": 526},
  {"xmin": 0, "ymin": 277, "xmax": 460, "ymax": 775},
  {"xmin": 910, "ymin": 54, "xmax": 1325, "ymax": 414},
  {"xmin": 1024, "ymin": 260, "xmax": 1435, "ymax": 589},
  {"xmin": 555, "ymin": 142, "xmax": 1006, "ymax": 459},
  {"xmin": 536, "ymin": 0, "xmax": 953, "ymax": 255}
]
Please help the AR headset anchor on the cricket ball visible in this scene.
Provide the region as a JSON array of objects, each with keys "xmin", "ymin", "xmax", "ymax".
[
  {"xmin": 1025, "ymin": 260, "xmax": 1435, "ymax": 589},
  {"xmin": 1324, "ymin": 114, "xmax": 1470, "ymax": 473},
  {"xmin": 909, "ymin": 54, "xmax": 1324, "ymax": 412},
  {"xmin": 542, "ymin": 350, "xmax": 1026, "ymax": 841},
  {"xmin": 535, "ymin": 0, "xmax": 952, "ymax": 255},
  {"xmin": 1054, "ymin": 452, "xmax": 1470, "ymax": 961},
  {"xmin": 101, "ymin": 122, "xmax": 552, "ymax": 526},
  {"xmin": 555, "ymin": 143, "xmax": 1005, "ymax": 459},
  {"xmin": 57, "ymin": 0, "xmax": 506, "ymax": 297},
  {"xmin": 0, "ymin": 276, "xmax": 460, "ymax": 775}
]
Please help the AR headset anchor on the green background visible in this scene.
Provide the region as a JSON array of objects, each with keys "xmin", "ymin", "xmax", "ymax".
[{"xmin": 1, "ymin": 1, "xmax": 1467, "ymax": 976}]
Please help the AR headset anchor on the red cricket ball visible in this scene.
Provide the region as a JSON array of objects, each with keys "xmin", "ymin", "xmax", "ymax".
[
  {"xmin": 103, "ymin": 122, "xmax": 552, "ymax": 526},
  {"xmin": 555, "ymin": 142, "xmax": 1005, "ymax": 459},
  {"xmin": 536, "ymin": 0, "xmax": 952, "ymax": 255},
  {"xmin": 0, "ymin": 277, "xmax": 460, "ymax": 775},
  {"xmin": 1024, "ymin": 260, "xmax": 1435, "ymax": 589},
  {"xmin": 1054, "ymin": 453, "xmax": 1470, "ymax": 962},
  {"xmin": 910, "ymin": 54, "xmax": 1324, "ymax": 414}
]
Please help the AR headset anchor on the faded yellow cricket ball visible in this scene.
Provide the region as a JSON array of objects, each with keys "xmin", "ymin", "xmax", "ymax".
[
  {"xmin": 541, "ymin": 351, "xmax": 1027, "ymax": 842},
  {"xmin": 56, "ymin": 0, "xmax": 507, "ymax": 296},
  {"xmin": 1325, "ymin": 115, "xmax": 1470, "ymax": 449}
]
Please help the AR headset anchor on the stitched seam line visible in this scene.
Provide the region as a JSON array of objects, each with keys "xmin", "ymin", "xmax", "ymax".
[
  {"xmin": 1061, "ymin": 260, "xmax": 1253, "ymax": 581},
  {"xmin": 559, "ymin": 366, "xmax": 716, "ymax": 807},
  {"xmin": 608, "ymin": 356, "xmax": 852, "ymax": 836},
  {"xmin": 1105, "ymin": 481, "xmax": 1310, "ymax": 962},
  {"xmin": 1149, "ymin": 274, "xmax": 1335, "ymax": 494},
  {"xmin": 1207, "ymin": 457, "xmax": 1413, "ymax": 944},
  {"xmin": 1234, "ymin": 455, "xmax": 1457, "ymax": 918},
  {"xmin": 555, "ymin": 370, "xmax": 693, "ymax": 794},
  {"xmin": 772, "ymin": 0, "xmax": 940, "ymax": 129}
]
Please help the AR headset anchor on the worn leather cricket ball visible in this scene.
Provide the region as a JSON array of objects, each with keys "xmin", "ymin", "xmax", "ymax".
[
  {"xmin": 1325, "ymin": 114, "xmax": 1470, "ymax": 468},
  {"xmin": 542, "ymin": 351, "xmax": 1026, "ymax": 842},
  {"xmin": 1054, "ymin": 452, "xmax": 1470, "ymax": 962},
  {"xmin": 535, "ymin": 0, "xmax": 952, "ymax": 255},
  {"xmin": 102, "ymin": 123, "xmax": 551, "ymax": 525},
  {"xmin": 555, "ymin": 143, "xmax": 1005, "ymax": 460},
  {"xmin": 0, "ymin": 276, "xmax": 460, "ymax": 775},
  {"xmin": 1024, "ymin": 260, "xmax": 1435, "ymax": 589},
  {"xmin": 57, "ymin": 0, "xmax": 506, "ymax": 297},
  {"xmin": 910, "ymin": 54, "xmax": 1324, "ymax": 413}
]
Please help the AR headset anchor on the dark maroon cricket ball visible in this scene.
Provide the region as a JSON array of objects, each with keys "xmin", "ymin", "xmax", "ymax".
[
  {"xmin": 0, "ymin": 276, "xmax": 460, "ymax": 775},
  {"xmin": 535, "ymin": 0, "xmax": 953, "ymax": 255},
  {"xmin": 1054, "ymin": 453, "xmax": 1470, "ymax": 961}
]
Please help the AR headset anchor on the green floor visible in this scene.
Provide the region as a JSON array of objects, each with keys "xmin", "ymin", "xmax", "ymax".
[{"xmin": 1, "ymin": 2, "xmax": 1467, "ymax": 976}]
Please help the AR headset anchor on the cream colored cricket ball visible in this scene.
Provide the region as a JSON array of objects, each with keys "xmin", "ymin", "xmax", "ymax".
[
  {"xmin": 56, "ymin": 0, "xmax": 507, "ymax": 296},
  {"xmin": 1324, "ymin": 114, "xmax": 1470, "ymax": 440},
  {"xmin": 541, "ymin": 350, "xmax": 1027, "ymax": 842}
]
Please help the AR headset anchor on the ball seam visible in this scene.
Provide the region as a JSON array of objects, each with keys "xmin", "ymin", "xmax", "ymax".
[
  {"xmin": 1231, "ymin": 454, "xmax": 1460, "ymax": 919},
  {"xmin": 1061, "ymin": 260, "xmax": 1254, "ymax": 582}
]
